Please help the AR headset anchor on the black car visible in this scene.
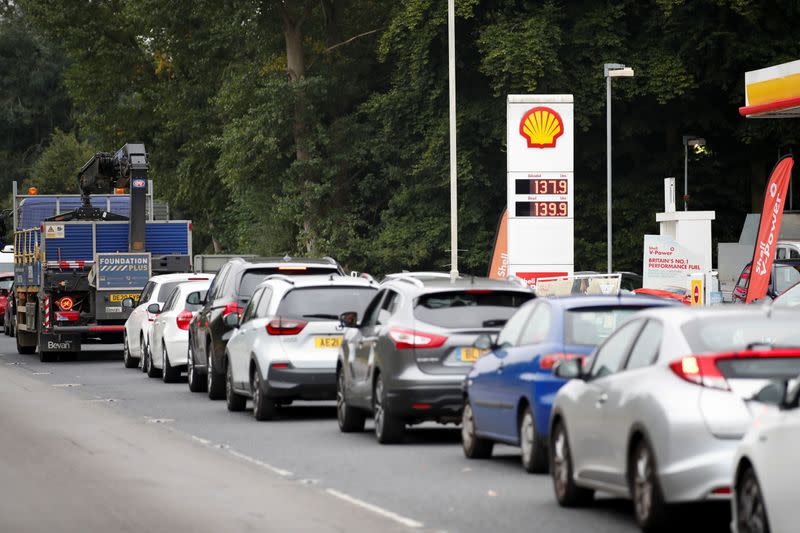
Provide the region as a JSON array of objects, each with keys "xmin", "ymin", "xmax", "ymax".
[{"xmin": 187, "ymin": 256, "xmax": 345, "ymax": 399}]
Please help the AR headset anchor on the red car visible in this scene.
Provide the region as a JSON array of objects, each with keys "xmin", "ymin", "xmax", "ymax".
[
  {"xmin": 0, "ymin": 273, "xmax": 13, "ymax": 327},
  {"xmin": 633, "ymin": 287, "xmax": 691, "ymax": 305}
]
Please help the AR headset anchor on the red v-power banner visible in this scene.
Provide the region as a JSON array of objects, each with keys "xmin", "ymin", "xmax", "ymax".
[
  {"xmin": 488, "ymin": 209, "xmax": 509, "ymax": 279},
  {"xmin": 746, "ymin": 155, "xmax": 794, "ymax": 302}
]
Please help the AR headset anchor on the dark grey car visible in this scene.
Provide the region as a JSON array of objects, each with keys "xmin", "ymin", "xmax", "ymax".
[{"xmin": 336, "ymin": 274, "xmax": 534, "ymax": 443}]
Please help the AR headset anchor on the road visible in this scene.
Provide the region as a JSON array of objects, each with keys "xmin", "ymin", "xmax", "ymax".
[{"xmin": 0, "ymin": 337, "xmax": 732, "ymax": 533}]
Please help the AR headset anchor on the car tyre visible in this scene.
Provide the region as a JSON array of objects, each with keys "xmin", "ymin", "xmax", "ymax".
[
  {"xmin": 373, "ymin": 374, "xmax": 404, "ymax": 444},
  {"xmin": 140, "ymin": 335, "xmax": 148, "ymax": 373},
  {"xmin": 462, "ymin": 399, "xmax": 493, "ymax": 459},
  {"xmin": 123, "ymin": 333, "xmax": 139, "ymax": 368},
  {"xmin": 187, "ymin": 341, "xmax": 206, "ymax": 392},
  {"xmin": 226, "ymin": 360, "xmax": 246, "ymax": 412},
  {"xmin": 162, "ymin": 341, "xmax": 181, "ymax": 383},
  {"xmin": 520, "ymin": 405, "xmax": 548, "ymax": 473},
  {"xmin": 146, "ymin": 343, "xmax": 161, "ymax": 378},
  {"xmin": 550, "ymin": 420, "xmax": 594, "ymax": 507},
  {"xmin": 736, "ymin": 464, "xmax": 771, "ymax": 533},
  {"xmin": 252, "ymin": 367, "xmax": 277, "ymax": 421},
  {"xmin": 336, "ymin": 368, "xmax": 366, "ymax": 432},
  {"xmin": 630, "ymin": 439, "xmax": 669, "ymax": 532},
  {"xmin": 206, "ymin": 343, "xmax": 225, "ymax": 400}
]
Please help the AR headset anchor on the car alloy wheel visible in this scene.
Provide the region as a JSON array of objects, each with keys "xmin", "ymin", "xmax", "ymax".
[
  {"xmin": 373, "ymin": 375, "xmax": 403, "ymax": 444},
  {"xmin": 520, "ymin": 406, "xmax": 547, "ymax": 473},
  {"xmin": 630, "ymin": 440, "xmax": 667, "ymax": 531},
  {"xmin": 374, "ymin": 377, "xmax": 385, "ymax": 437},
  {"xmin": 187, "ymin": 342, "xmax": 206, "ymax": 393},
  {"xmin": 123, "ymin": 334, "xmax": 138, "ymax": 368},
  {"xmin": 737, "ymin": 466, "xmax": 770, "ymax": 533},
  {"xmin": 461, "ymin": 400, "xmax": 493, "ymax": 459},
  {"xmin": 336, "ymin": 368, "xmax": 365, "ymax": 432},
  {"xmin": 550, "ymin": 421, "xmax": 593, "ymax": 507}
]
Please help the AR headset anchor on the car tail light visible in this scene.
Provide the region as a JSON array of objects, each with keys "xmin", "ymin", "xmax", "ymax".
[
  {"xmin": 278, "ymin": 266, "xmax": 308, "ymax": 271},
  {"xmin": 55, "ymin": 311, "xmax": 79, "ymax": 322},
  {"xmin": 711, "ymin": 486, "xmax": 732, "ymax": 495},
  {"xmin": 266, "ymin": 318, "xmax": 307, "ymax": 336},
  {"xmin": 669, "ymin": 355, "xmax": 730, "ymax": 391},
  {"xmin": 388, "ymin": 328, "xmax": 447, "ymax": 350},
  {"xmin": 176, "ymin": 310, "xmax": 193, "ymax": 330},
  {"xmin": 188, "ymin": 277, "xmax": 208, "ymax": 281},
  {"xmin": 465, "ymin": 289, "xmax": 492, "ymax": 294},
  {"xmin": 540, "ymin": 353, "xmax": 585, "ymax": 370},
  {"xmin": 271, "ymin": 362, "xmax": 290, "ymax": 369},
  {"xmin": 222, "ymin": 302, "xmax": 243, "ymax": 319},
  {"xmin": 57, "ymin": 296, "xmax": 74, "ymax": 311}
]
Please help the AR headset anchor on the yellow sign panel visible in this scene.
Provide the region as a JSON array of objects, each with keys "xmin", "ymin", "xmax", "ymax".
[
  {"xmin": 109, "ymin": 293, "xmax": 140, "ymax": 303},
  {"xmin": 690, "ymin": 279, "xmax": 704, "ymax": 307}
]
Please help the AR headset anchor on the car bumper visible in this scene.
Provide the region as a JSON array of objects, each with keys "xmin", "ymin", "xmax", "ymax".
[
  {"xmin": 659, "ymin": 440, "xmax": 738, "ymax": 502},
  {"xmin": 265, "ymin": 366, "xmax": 336, "ymax": 401},
  {"xmin": 164, "ymin": 337, "xmax": 188, "ymax": 366},
  {"xmin": 384, "ymin": 383, "xmax": 464, "ymax": 420}
]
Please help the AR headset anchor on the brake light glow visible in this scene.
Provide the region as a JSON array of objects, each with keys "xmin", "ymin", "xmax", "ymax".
[
  {"xmin": 222, "ymin": 302, "xmax": 243, "ymax": 319},
  {"xmin": 465, "ymin": 289, "xmax": 493, "ymax": 294},
  {"xmin": 188, "ymin": 277, "xmax": 209, "ymax": 281},
  {"xmin": 412, "ymin": 403, "xmax": 432, "ymax": 410},
  {"xmin": 176, "ymin": 310, "xmax": 193, "ymax": 330},
  {"xmin": 57, "ymin": 296, "xmax": 74, "ymax": 311},
  {"xmin": 55, "ymin": 311, "xmax": 79, "ymax": 322},
  {"xmin": 540, "ymin": 353, "xmax": 584, "ymax": 370},
  {"xmin": 711, "ymin": 486, "xmax": 732, "ymax": 495},
  {"xmin": 278, "ymin": 266, "xmax": 308, "ymax": 271},
  {"xmin": 388, "ymin": 328, "xmax": 447, "ymax": 350},
  {"xmin": 266, "ymin": 318, "xmax": 307, "ymax": 336}
]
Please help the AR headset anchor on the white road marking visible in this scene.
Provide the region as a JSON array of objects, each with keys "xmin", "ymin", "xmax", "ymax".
[
  {"xmin": 325, "ymin": 488, "xmax": 424, "ymax": 529},
  {"xmin": 226, "ymin": 448, "xmax": 293, "ymax": 477},
  {"xmin": 52, "ymin": 383, "xmax": 82, "ymax": 387}
]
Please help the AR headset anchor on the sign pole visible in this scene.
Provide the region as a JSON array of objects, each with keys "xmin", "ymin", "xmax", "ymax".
[
  {"xmin": 606, "ymin": 75, "xmax": 613, "ymax": 274},
  {"xmin": 447, "ymin": 0, "xmax": 458, "ymax": 281}
]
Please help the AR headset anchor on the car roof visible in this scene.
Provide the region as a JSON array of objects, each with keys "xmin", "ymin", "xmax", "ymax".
[
  {"xmin": 256, "ymin": 274, "xmax": 377, "ymax": 290},
  {"xmin": 381, "ymin": 273, "xmax": 531, "ymax": 294},
  {"xmin": 628, "ymin": 304, "xmax": 800, "ymax": 325},
  {"xmin": 149, "ymin": 273, "xmax": 214, "ymax": 283},
  {"xmin": 543, "ymin": 294, "xmax": 681, "ymax": 309},
  {"xmin": 229, "ymin": 256, "xmax": 341, "ymax": 269}
]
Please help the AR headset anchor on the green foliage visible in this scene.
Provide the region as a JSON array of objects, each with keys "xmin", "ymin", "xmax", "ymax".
[{"xmin": 26, "ymin": 129, "xmax": 94, "ymax": 194}]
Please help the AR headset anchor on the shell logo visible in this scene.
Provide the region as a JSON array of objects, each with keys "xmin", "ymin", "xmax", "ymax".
[{"xmin": 519, "ymin": 106, "xmax": 564, "ymax": 148}]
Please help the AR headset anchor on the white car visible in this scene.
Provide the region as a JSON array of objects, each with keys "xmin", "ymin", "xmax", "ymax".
[
  {"xmin": 146, "ymin": 280, "xmax": 211, "ymax": 382},
  {"xmin": 225, "ymin": 274, "xmax": 377, "ymax": 420},
  {"xmin": 123, "ymin": 273, "xmax": 213, "ymax": 369},
  {"xmin": 732, "ymin": 380, "xmax": 800, "ymax": 533}
]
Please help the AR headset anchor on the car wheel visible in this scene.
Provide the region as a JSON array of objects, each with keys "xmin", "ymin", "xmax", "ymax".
[
  {"xmin": 373, "ymin": 374, "xmax": 404, "ymax": 444},
  {"xmin": 146, "ymin": 343, "xmax": 161, "ymax": 378},
  {"xmin": 736, "ymin": 465, "xmax": 771, "ymax": 533},
  {"xmin": 630, "ymin": 439, "xmax": 668, "ymax": 532},
  {"xmin": 252, "ymin": 367, "xmax": 276, "ymax": 421},
  {"xmin": 187, "ymin": 341, "xmax": 206, "ymax": 393},
  {"xmin": 206, "ymin": 343, "xmax": 225, "ymax": 400},
  {"xmin": 123, "ymin": 333, "xmax": 139, "ymax": 368},
  {"xmin": 550, "ymin": 420, "xmax": 594, "ymax": 507},
  {"xmin": 162, "ymin": 341, "xmax": 181, "ymax": 383},
  {"xmin": 520, "ymin": 405, "xmax": 548, "ymax": 473},
  {"xmin": 226, "ymin": 360, "xmax": 246, "ymax": 412},
  {"xmin": 336, "ymin": 368, "xmax": 366, "ymax": 432},
  {"xmin": 462, "ymin": 399, "xmax": 493, "ymax": 459},
  {"xmin": 139, "ymin": 335, "xmax": 147, "ymax": 372}
]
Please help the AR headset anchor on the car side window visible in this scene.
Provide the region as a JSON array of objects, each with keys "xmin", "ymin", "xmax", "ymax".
[
  {"xmin": 518, "ymin": 302, "xmax": 551, "ymax": 346},
  {"xmin": 361, "ymin": 290, "xmax": 386, "ymax": 327},
  {"xmin": 792, "ymin": 248, "xmax": 800, "ymax": 259},
  {"xmin": 588, "ymin": 319, "xmax": 644, "ymax": 379},
  {"xmin": 625, "ymin": 320, "xmax": 663, "ymax": 371},
  {"xmin": 205, "ymin": 265, "xmax": 228, "ymax": 302},
  {"xmin": 240, "ymin": 288, "xmax": 262, "ymax": 324},
  {"xmin": 377, "ymin": 290, "xmax": 399, "ymax": 324},
  {"xmin": 162, "ymin": 288, "xmax": 180, "ymax": 312},
  {"xmin": 255, "ymin": 288, "xmax": 272, "ymax": 317},
  {"xmin": 140, "ymin": 282, "xmax": 155, "ymax": 303},
  {"xmin": 777, "ymin": 247, "xmax": 788, "ymax": 260},
  {"xmin": 497, "ymin": 303, "xmax": 534, "ymax": 347}
]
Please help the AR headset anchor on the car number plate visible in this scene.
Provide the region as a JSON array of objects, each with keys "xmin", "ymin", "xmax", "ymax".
[
  {"xmin": 314, "ymin": 337, "xmax": 342, "ymax": 348},
  {"xmin": 459, "ymin": 347, "xmax": 486, "ymax": 362}
]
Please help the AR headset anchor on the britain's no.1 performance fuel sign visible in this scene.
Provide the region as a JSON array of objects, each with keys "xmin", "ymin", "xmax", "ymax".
[{"xmin": 506, "ymin": 95, "xmax": 574, "ymax": 284}]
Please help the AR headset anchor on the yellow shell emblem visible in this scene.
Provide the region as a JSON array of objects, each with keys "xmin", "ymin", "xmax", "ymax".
[{"xmin": 519, "ymin": 107, "xmax": 564, "ymax": 148}]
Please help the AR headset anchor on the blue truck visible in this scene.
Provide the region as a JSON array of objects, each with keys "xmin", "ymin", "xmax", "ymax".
[{"xmin": 13, "ymin": 144, "xmax": 192, "ymax": 361}]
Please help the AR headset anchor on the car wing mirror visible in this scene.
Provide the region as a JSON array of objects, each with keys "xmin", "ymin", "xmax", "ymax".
[
  {"xmin": 781, "ymin": 377, "xmax": 800, "ymax": 410},
  {"xmin": 223, "ymin": 312, "xmax": 240, "ymax": 328},
  {"xmin": 553, "ymin": 358, "xmax": 583, "ymax": 380},
  {"xmin": 339, "ymin": 311, "xmax": 358, "ymax": 328},
  {"xmin": 146, "ymin": 303, "xmax": 161, "ymax": 314}
]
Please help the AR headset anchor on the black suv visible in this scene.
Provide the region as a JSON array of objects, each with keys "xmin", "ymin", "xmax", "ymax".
[{"xmin": 188, "ymin": 256, "xmax": 344, "ymax": 398}]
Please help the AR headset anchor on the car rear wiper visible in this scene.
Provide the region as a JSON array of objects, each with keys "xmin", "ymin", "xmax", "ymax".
[
  {"xmin": 746, "ymin": 342, "xmax": 800, "ymax": 351},
  {"xmin": 482, "ymin": 319, "xmax": 507, "ymax": 328},
  {"xmin": 302, "ymin": 313, "xmax": 339, "ymax": 320}
]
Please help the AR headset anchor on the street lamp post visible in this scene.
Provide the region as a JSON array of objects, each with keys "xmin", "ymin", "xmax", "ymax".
[
  {"xmin": 447, "ymin": 0, "xmax": 458, "ymax": 281},
  {"xmin": 604, "ymin": 63, "xmax": 634, "ymax": 274},
  {"xmin": 682, "ymin": 135, "xmax": 706, "ymax": 211}
]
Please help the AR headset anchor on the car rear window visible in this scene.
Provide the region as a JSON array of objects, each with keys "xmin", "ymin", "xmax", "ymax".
[
  {"xmin": 564, "ymin": 307, "xmax": 643, "ymax": 346},
  {"xmin": 237, "ymin": 268, "xmax": 339, "ymax": 298},
  {"xmin": 716, "ymin": 358, "xmax": 800, "ymax": 380},
  {"xmin": 414, "ymin": 290, "xmax": 533, "ymax": 328},
  {"xmin": 682, "ymin": 316, "xmax": 800, "ymax": 353},
  {"xmin": 157, "ymin": 282, "xmax": 183, "ymax": 302},
  {"xmin": 276, "ymin": 287, "xmax": 377, "ymax": 320}
]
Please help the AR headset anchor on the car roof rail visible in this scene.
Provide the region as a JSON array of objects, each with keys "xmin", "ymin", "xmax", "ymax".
[
  {"xmin": 262, "ymin": 274, "xmax": 296, "ymax": 285},
  {"xmin": 322, "ymin": 256, "xmax": 339, "ymax": 265},
  {"xmin": 386, "ymin": 274, "xmax": 425, "ymax": 288}
]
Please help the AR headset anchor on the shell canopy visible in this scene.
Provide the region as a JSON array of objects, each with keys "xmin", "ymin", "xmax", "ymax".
[{"xmin": 519, "ymin": 107, "xmax": 564, "ymax": 148}]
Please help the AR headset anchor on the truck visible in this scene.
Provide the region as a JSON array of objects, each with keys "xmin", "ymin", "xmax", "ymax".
[{"xmin": 12, "ymin": 143, "xmax": 192, "ymax": 361}]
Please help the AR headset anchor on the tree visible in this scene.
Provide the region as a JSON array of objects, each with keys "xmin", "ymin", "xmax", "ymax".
[{"xmin": 26, "ymin": 129, "xmax": 94, "ymax": 194}]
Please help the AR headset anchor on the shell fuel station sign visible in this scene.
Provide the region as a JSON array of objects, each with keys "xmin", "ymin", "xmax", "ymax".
[{"xmin": 506, "ymin": 95, "xmax": 574, "ymax": 283}]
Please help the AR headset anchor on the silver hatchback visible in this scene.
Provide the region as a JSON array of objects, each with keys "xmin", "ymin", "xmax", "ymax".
[
  {"xmin": 549, "ymin": 307, "xmax": 800, "ymax": 532},
  {"xmin": 336, "ymin": 274, "xmax": 533, "ymax": 443}
]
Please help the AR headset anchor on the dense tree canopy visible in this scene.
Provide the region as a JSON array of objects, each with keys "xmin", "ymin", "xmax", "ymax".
[{"xmin": 3, "ymin": 0, "xmax": 800, "ymax": 274}]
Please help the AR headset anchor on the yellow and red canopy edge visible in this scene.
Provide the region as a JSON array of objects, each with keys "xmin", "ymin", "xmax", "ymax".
[{"xmin": 740, "ymin": 59, "xmax": 800, "ymax": 118}]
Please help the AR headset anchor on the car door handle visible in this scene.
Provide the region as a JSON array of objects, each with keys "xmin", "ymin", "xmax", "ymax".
[{"xmin": 595, "ymin": 393, "xmax": 608, "ymax": 407}]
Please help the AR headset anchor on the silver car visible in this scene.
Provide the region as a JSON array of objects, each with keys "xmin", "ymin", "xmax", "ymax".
[
  {"xmin": 549, "ymin": 307, "xmax": 800, "ymax": 532},
  {"xmin": 336, "ymin": 273, "xmax": 534, "ymax": 444}
]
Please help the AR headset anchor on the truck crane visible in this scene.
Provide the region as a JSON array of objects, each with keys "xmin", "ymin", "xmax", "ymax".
[{"xmin": 12, "ymin": 143, "xmax": 192, "ymax": 361}]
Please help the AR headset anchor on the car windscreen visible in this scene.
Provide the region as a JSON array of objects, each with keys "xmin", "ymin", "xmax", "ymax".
[
  {"xmin": 414, "ymin": 290, "xmax": 533, "ymax": 329},
  {"xmin": 276, "ymin": 287, "xmax": 377, "ymax": 320},
  {"xmin": 682, "ymin": 316, "xmax": 800, "ymax": 353},
  {"xmin": 237, "ymin": 268, "xmax": 339, "ymax": 299},
  {"xmin": 157, "ymin": 281, "xmax": 183, "ymax": 302},
  {"xmin": 564, "ymin": 307, "xmax": 644, "ymax": 346}
]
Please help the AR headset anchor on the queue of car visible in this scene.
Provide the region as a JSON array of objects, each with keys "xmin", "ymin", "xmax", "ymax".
[{"xmin": 94, "ymin": 256, "xmax": 800, "ymax": 533}]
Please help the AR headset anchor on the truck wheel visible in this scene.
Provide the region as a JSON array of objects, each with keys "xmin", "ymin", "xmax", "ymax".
[
  {"xmin": 16, "ymin": 330, "xmax": 36, "ymax": 355},
  {"xmin": 162, "ymin": 342, "xmax": 181, "ymax": 383}
]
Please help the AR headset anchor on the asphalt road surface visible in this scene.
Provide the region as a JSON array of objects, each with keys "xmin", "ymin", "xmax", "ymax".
[{"xmin": 0, "ymin": 338, "xmax": 732, "ymax": 533}]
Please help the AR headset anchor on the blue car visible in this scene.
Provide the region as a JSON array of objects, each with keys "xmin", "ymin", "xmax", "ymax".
[{"xmin": 461, "ymin": 294, "xmax": 679, "ymax": 473}]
